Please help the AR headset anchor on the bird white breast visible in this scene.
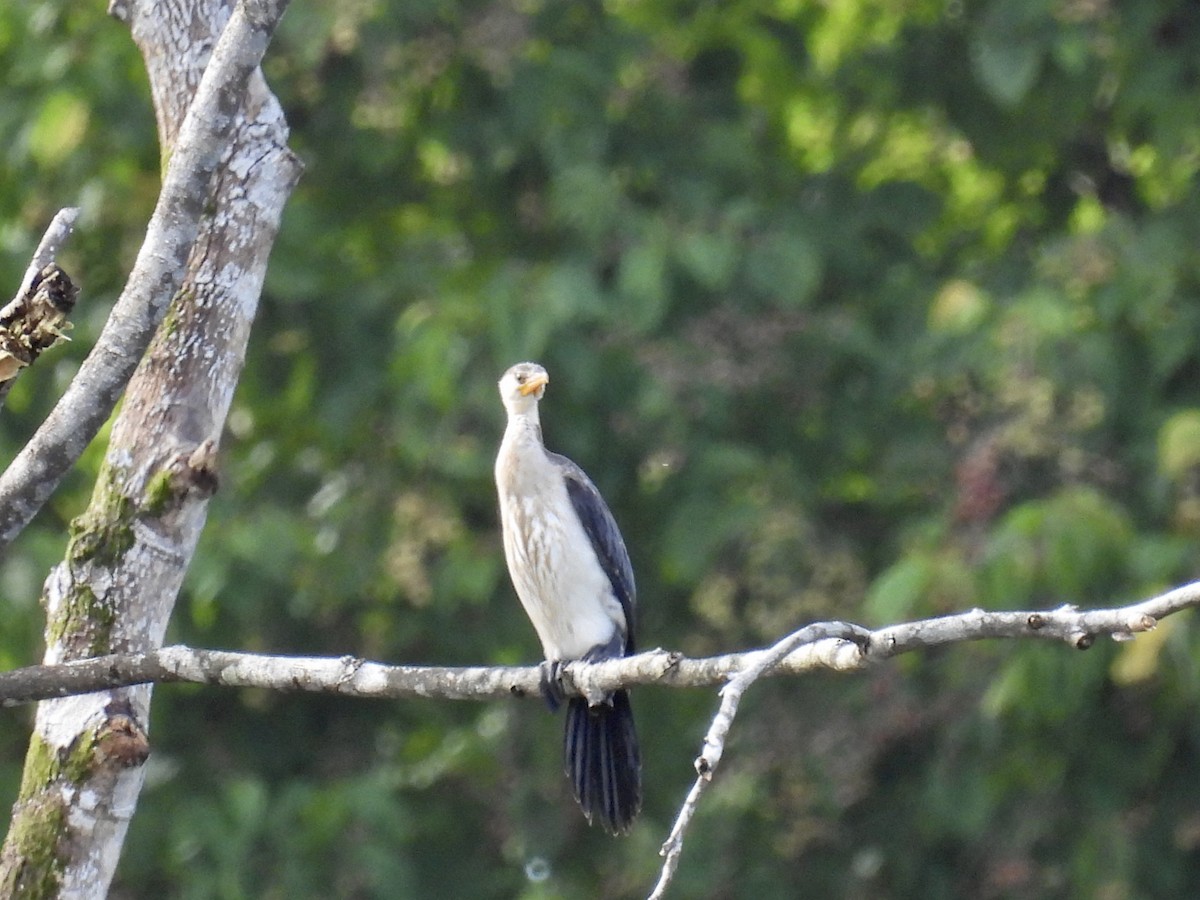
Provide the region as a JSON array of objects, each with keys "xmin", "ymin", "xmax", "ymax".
[{"xmin": 496, "ymin": 427, "xmax": 624, "ymax": 661}]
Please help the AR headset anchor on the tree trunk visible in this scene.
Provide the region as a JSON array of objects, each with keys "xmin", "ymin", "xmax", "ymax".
[{"xmin": 0, "ymin": 1, "xmax": 299, "ymax": 895}]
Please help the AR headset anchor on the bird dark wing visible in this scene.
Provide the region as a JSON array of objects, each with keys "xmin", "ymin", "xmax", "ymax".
[{"xmin": 550, "ymin": 452, "xmax": 637, "ymax": 654}]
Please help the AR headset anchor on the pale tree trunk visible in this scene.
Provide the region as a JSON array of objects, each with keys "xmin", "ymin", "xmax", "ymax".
[{"xmin": 0, "ymin": 0, "xmax": 300, "ymax": 896}]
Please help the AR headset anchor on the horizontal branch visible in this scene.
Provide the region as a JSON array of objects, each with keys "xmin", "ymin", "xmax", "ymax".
[
  {"xmin": 1, "ymin": 582, "xmax": 1196, "ymax": 708},
  {"xmin": 0, "ymin": 637, "xmax": 863, "ymax": 709},
  {"xmin": 866, "ymin": 580, "xmax": 1200, "ymax": 655}
]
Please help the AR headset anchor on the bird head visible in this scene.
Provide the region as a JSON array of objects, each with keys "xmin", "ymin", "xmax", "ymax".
[{"xmin": 498, "ymin": 361, "xmax": 549, "ymax": 415}]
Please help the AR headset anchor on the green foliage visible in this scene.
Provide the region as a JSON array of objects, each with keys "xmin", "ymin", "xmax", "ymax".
[{"xmin": 3, "ymin": 0, "xmax": 1200, "ymax": 896}]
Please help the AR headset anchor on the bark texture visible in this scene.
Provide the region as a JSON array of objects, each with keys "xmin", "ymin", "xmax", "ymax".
[
  {"xmin": 0, "ymin": 263, "xmax": 79, "ymax": 407},
  {"xmin": 0, "ymin": 0, "xmax": 299, "ymax": 896},
  {"xmin": 0, "ymin": 576, "xmax": 1191, "ymax": 707},
  {"xmin": 0, "ymin": 0, "xmax": 289, "ymax": 550}
]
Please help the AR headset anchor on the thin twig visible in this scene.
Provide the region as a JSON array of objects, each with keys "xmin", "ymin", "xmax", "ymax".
[
  {"xmin": 643, "ymin": 581, "xmax": 1199, "ymax": 898},
  {"xmin": 649, "ymin": 623, "xmax": 867, "ymax": 899},
  {"xmin": 13, "ymin": 207, "xmax": 80, "ymax": 301}
]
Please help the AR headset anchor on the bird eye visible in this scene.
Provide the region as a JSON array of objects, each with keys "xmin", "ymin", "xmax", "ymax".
[{"xmin": 516, "ymin": 373, "xmax": 527, "ymax": 383}]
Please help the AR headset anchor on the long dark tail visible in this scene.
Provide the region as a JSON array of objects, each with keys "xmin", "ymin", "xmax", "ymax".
[{"xmin": 564, "ymin": 690, "xmax": 642, "ymax": 834}]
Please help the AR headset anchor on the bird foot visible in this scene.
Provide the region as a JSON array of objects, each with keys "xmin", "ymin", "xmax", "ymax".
[{"xmin": 538, "ymin": 659, "xmax": 568, "ymax": 712}]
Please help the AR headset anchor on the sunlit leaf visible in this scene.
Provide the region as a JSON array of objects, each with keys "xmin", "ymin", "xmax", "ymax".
[{"xmin": 1158, "ymin": 410, "xmax": 1200, "ymax": 480}]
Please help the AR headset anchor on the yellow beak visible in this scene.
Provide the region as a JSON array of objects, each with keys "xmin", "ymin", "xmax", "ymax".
[{"xmin": 519, "ymin": 372, "xmax": 549, "ymax": 396}]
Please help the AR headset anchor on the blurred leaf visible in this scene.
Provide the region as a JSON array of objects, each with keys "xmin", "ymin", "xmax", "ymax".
[
  {"xmin": 864, "ymin": 556, "xmax": 930, "ymax": 623},
  {"xmin": 928, "ymin": 279, "xmax": 989, "ymax": 333},
  {"xmin": 8, "ymin": 1, "xmax": 1200, "ymax": 897},
  {"xmin": 969, "ymin": 2, "xmax": 1048, "ymax": 108},
  {"xmin": 970, "ymin": 34, "xmax": 1043, "ymax": 108},
  {"xmin": 1157, "ymin": 409, "xmax": 1200, "ymax": 479},
  {"xmin": 616, "ymin": 228, "xmax": 669, "ymax": 332},
  {"xmin": 548, "ymin": 164, "xmax": 621, "ymax": 243},
  {"xmin": 745, "ymin": 230, "xmax": 822, "ymax": 306},
  {"xmin": 1110, "ymin": 615, "xmax": 1178, "ymax": 686},
  {"xmin": 27, "ymin": 90, "xmax": 90, "ymax": 166},
  {"xmin": 674, "ymin": 228, "xmax": 738, "ymax": 291}
]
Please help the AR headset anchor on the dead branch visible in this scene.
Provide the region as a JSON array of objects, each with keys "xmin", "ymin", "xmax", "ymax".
[
  {"xmin": 0, "ymin": 210, "xmax": 82, "ymax": 407},
  {"xmin": 14, "ymin": 207, "xmax": 80, "ymax": 300}
]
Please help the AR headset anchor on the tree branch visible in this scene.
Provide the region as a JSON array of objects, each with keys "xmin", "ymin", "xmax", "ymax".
[
  {"xmin": 650, "ymin": 622, "xmax": 864, "ymax": 899},
  {"xmin": 1, "ymin": 582, "xmax": 1193, "ymax": 899},
  {"xmin": 643, "ymin": 583, "xmax": 1197, "ymax": 897},
  {"xmin": 0, "ymin": 582, "xmax": 1192, "ymax": 708},
  {"xmin": 13, "ymin": 208, "xmax": 80, "ymax": 301},
  {"xmin": 0, "ymin": 638, "xmax": 864, "ymax": 709},
  {"xmin": 0, "ymin": 210, "xmax": 82, "ymax": 408},
  {"xmin": 644, "ymin": 582, "xmax": 1196, "ymax": 897},
  {"xmin": 0, "ymin": 2, "xmax": 298, "ymax": 895},
  {"xmin": 0, "ymin": 0, "xmax": 291, "ymax": 550}
]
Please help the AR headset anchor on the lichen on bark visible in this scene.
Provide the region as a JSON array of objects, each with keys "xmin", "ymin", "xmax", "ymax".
[
  {"xmin": 64, "ymin": 469, "xmax": 135, "ymax": 573},
  {"xmin": 43, "ymin": 584, "xmax": 115, "ymax": 659},
  {"xmin": 1, "ymin": 1, "xmax": 300, "ymax": 894},
  {"xmin": 44, "ymin": 465, "xmax": 136, "ymax": 660},
  {"xmin": 1, "ymin": 737, "xmax": 73, "ymax": 899}
]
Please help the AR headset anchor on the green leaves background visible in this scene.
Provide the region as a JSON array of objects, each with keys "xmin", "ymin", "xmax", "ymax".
[{"xmin": 3, "ymin": 0, "xmax": 1200, "ymax": 896}]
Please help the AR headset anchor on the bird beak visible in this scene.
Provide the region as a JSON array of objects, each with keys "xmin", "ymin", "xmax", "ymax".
[{"xmin": 519, "ymin": 373, "xmax": 549, "ymax": 396}]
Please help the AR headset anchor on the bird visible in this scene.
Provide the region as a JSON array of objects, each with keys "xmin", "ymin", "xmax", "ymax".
[{"xmin": 494, "ymin": 361, "xmax": 642, "ymax": 834}]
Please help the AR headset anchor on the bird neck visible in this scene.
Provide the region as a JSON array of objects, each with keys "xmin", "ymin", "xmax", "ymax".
[
  {"xmin": 497, "ymin": 409, "xmax": 549, "ymax": 493},
  {"xmin": 503, "ymin": 407, "xmax": 543, "ymax": 447}
]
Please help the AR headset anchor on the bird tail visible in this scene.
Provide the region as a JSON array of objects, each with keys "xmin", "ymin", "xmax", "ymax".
[{"xmin": 564, "ymin": 690, "xmax": 642, "ymax": 834}]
